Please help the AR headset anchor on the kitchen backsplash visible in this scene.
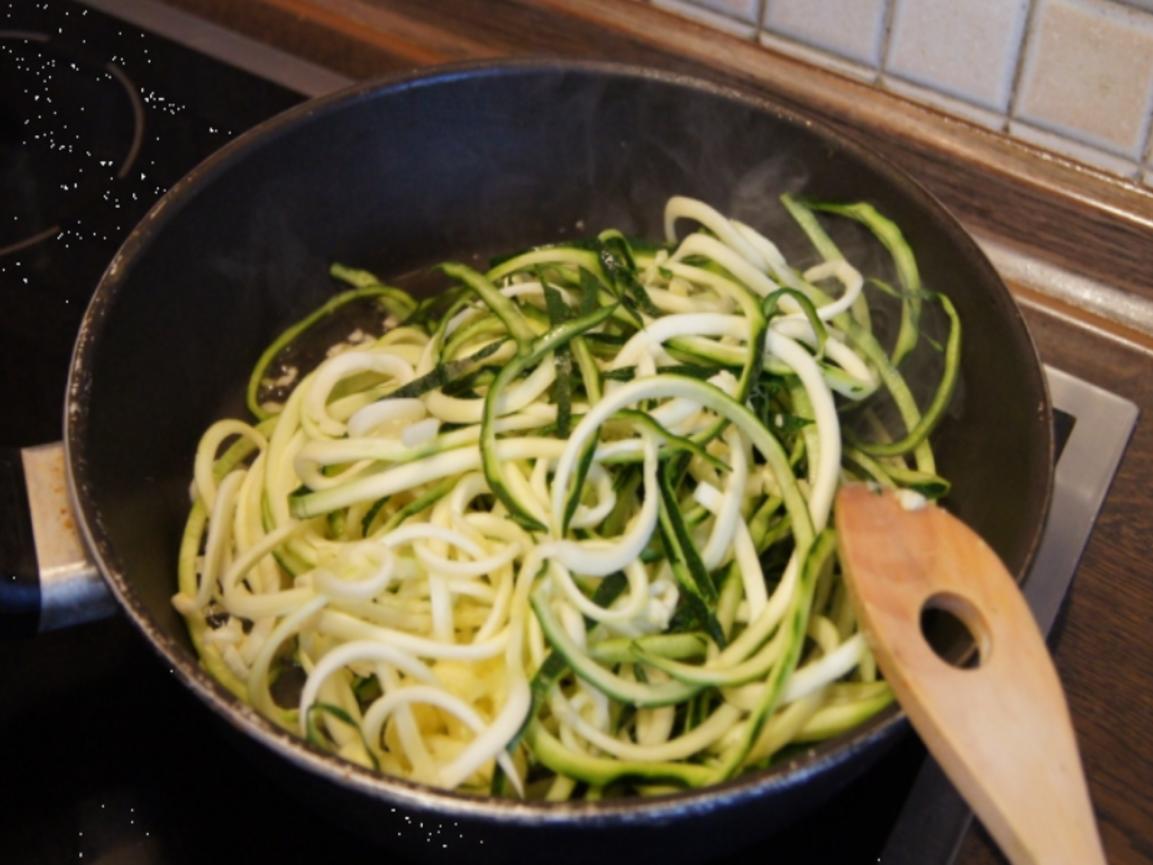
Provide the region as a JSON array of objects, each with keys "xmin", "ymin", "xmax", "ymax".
[{"xmin": 652, "ymin": 0, "xmax": 1153, "ymax": 186}]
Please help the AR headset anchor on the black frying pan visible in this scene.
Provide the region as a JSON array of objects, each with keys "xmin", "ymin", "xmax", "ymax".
[{"xmin": 45, "ymin": 61, "xmax": 1052, "ymax": 864}]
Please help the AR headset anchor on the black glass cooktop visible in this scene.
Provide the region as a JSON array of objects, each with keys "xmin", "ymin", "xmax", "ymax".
[
  {"xmin": 0, "ymin": 617, "xmax": 932, "ymax": 865},
  {"xmin": 0, "ymin": 0, "xmax": 300, "ymax": 448},
  {"xmin": 0, "ymin": 2, "xmax": 1133, "ymax": 865}
]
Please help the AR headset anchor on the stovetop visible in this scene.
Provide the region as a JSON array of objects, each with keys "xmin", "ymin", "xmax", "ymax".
[
  {"xmin": 0, "ymin": 2, "xmax": 1137, "ymax": 864},
  {"xmin": 0, "ymin": 0, "xmax": 302, "ymax": 448}
]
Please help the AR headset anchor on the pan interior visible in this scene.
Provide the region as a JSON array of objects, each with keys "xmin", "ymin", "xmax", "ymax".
[{"xmin": 68, "ymin": 63, "xmax": 1052, "ymax": 824}]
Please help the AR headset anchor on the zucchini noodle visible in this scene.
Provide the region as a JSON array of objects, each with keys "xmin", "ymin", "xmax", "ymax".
[{"xmin": 174, "ymin": 194, "xmax": 960, "ymax": 798}]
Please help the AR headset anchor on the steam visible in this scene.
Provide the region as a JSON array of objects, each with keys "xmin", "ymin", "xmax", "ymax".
[{"xmin": 238, "ymin": 68, "xmax": 960, "ymax": 436}]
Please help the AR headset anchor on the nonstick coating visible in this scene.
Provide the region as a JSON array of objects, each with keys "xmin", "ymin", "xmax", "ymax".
[{"xmin": 66, "ymin": 61, "xmax": 1052, "ymax": 864}]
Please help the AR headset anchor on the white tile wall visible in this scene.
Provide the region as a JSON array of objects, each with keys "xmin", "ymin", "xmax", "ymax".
[
  {"xmin": 653, "ymin": 0, "xmax": 759, "ymax": 36},
  {"xmin": 757, "ymin": 28, "xmax": 878, "ymax": 82},
  {"xmin": 1015, "ymin": 0, "xmax": 1153, "ymax": 160},
  {"xmin": 886, "ymin": 0, "xmax": 1029, "ymax": 111},
  {"xmin": 655, "ymin": 0, "xmax": 1153, "ymax": 186},
  {"xmin": 762, "ymin": 0, "xmax": 888, "ymax": 67},
  {"xmin": 1010, "ymin": 118, "xmax": 1145, "ymax": 176},
  {"xmin": 884, "ymin": 76, "xmax": 1007, "ymax": 130},
  {"xmin": 680, "ymin": 0, "xmax": 761, "ymax": 25}
]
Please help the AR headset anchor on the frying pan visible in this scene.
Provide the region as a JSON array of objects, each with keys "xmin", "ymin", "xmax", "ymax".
[{"xmin": 9, "ymin": 60, "xmax": 1053, "ymax": 864}]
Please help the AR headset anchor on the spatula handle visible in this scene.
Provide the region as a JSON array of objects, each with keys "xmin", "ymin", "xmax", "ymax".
[{"xmin": 835, "ymin": 485, "xmax": 1105, "ymax": 865}]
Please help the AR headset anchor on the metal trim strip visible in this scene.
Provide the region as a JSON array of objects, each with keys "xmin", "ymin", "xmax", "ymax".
[{"xmin": 79, "ymin": 0, "xmax": 354, "ymax": 97}]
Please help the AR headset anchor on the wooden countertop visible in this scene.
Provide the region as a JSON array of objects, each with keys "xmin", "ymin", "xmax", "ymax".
[{"xmin": 149, "ymin": 1, "xmax": 1153, "ymax": 862}]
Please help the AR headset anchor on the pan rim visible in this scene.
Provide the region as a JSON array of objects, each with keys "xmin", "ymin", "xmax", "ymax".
[{"xmin": 63, "ymin": 56, "xmax": 1054, "ymax": 827}]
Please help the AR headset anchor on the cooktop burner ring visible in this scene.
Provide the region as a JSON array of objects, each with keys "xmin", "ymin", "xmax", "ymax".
[{"xmin": 0, "ymin": 27, "xmax": 145, "ymax": 257}]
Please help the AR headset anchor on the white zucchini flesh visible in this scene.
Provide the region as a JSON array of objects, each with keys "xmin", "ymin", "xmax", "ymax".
[{"xmin": 174, "ymin": 194, "xmax": 955, "ymax": 798}]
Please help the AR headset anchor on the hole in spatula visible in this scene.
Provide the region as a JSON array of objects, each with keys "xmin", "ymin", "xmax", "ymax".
[{"xmin": 920, "ymin": 592, "xmax": 990, "ymax": 669}]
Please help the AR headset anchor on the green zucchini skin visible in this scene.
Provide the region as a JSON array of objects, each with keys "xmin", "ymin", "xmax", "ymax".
[{"xmin": 176, "ymin": 195, "xmax": 959, "ymax": 800}]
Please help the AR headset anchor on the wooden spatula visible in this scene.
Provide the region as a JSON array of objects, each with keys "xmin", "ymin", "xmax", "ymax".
[{"xmin": 835, "ymin": 484, "xmax": 1106, "ymax": 865}]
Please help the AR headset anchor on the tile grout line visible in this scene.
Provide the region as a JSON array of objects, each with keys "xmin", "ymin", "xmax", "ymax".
[
  {"xmin": 649, "ymin": 0, "xmax": 757, "ymax": 39},
  {"xmin": 1137, "ymin": 93, "xmax": 1153, "ymax": 181},
  {"xmin": 1136, "ymin": 0, "xmax": 1153, "ymax": 179},
  {"xmin": 1004, "ymin": 0, "xmax": 1040, "ymax": 134},
  {"xmin": 999, "ymin": 0, "xmax": 1146, "ymax": 182},
  {"xmin": 752, "ymin": 5, "xmax": 878, "ymax": 81},
  {"xmin": 876, "ymin": 0, "xmax": 895, "ymax": 87},
  {"xmin": 754, "ymin": 0, "xmax": 768, "ymax": 43}
]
